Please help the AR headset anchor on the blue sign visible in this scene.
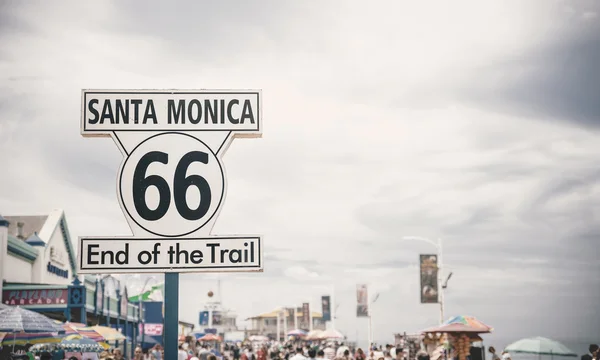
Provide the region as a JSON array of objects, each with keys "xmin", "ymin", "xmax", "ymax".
[{"xmin": 199, "ymin": 311, "xmax": 209, "ymax": 326}]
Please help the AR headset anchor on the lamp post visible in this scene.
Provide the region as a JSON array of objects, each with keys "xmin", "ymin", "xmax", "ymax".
[
  {"xmin": 101, "ymin": 275, "xmax": 122, "ymax": 349},
  {"xmin": 367, "ymin": 293, "xmax": 380, "ymax": 350},
  {"xmin": 402, "ymin": 236, "xmax": 452, "ymax": 324}
]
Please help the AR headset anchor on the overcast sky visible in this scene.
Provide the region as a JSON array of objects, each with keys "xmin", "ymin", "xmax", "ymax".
[{"xmin": 1, "ymin": 0, "xmax": 599, "ymax": 352}]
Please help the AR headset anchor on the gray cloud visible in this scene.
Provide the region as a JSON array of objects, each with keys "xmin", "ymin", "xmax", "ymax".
[{"xmin": 456, "ymin": 23, "xmax": 600, "ymax": 128}]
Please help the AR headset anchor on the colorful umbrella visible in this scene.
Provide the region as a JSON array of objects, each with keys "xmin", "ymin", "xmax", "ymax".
[
  {"xmin": 0, "ymin": 332, "xmax": 63, "ymax": 346},
  {"xmin": 422, "ymin": 315, "xmax": 493, "ymax": 333},
  {"xmin": 287, "ymin": 329, "xmax": 307, "ymax": 337},
  {"xmin": 62, "ymin": 322, "xmax": 105, "ymax": 342},
  {"xmin": 505, "ymin": 337, "xmax": 577, "ymax": 357}
]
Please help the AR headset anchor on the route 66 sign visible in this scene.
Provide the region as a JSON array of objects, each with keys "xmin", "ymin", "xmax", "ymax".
[{"xmin": 77, "ymin": 90, "xmax": 263, "ymax": 274}]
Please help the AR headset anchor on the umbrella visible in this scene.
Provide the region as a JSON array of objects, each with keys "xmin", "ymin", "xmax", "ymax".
[
  {"xmin": 306, "ymin": 330, "xmax": 323, "ymax": 340},
  {"xmin": 199, "ymin": 333, "xmax": 221, "ymax": 342},
  {"xmin": 319, "ymin": 329, "xmax": 345, "ymax": 339},
  {"xmin": 62, "ymin": 322, "xmax": 105, "ymax": 342},
  {"xmin": 29, "ymin": 335, "xmax": 105, "ymax": 354},
  {"xmin": 0, "ymin": 332, "xmax": 63, "ymax": 346},
  {"xmin": 287, "ymin": 329, "xmax": 307, "ymax": 337},
  {"xmin": 0, "ymin": 306, "xmax": 65, "ymax": 333},
  {"xmin": 422, "ymin": 315, "xmax": 493, "ymax": 333},
  {"xmin": 90, "ymin": 326, "xmax": 127, "ymax": 341},
  {"xmin": 505, "ymin": 337, "xmax": 577, "ymax": 358}
]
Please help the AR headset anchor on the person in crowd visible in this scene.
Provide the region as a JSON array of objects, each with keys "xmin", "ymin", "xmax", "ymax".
[
  {"xmin": 582, "ymin": 344, "xmax": 599, "ymax": 360},
  {"xmin": 488, "ymin": 348, "xmax": 500, "ymax": 360},
  {"xmin": 133, "ymin": 346, "xmax": 144, "ymax": 360},
  {"xmin": 113, "ymin": 348, "xmax": 124, "ymax": 360},
  {"xmin": 290, "ymin": 347, "xmax": 307, "ymax": 360},
  {"xmin": 317, "ymin": 350, "xmax": 326, "ymax": 360},
  {"xmin": 179, "ymin": 344, "xmax": 190, "ymax": 360},
  {"xmin": 324, "ymin": 345, "xmax": 335, "ymax": 360},
  {"xmin": 394, "ymin": 348, "xmax": 404, "ymax": 360},
  {"xmin": 355, "ymin": 349, "xmax": 366, "ymax": 360},
  {"xmin": 39, "ymin": 354, "xmax": 52, "ymax": 360},
  {"xmin": 151, "ymin": 345, "xmax": 163, "ymax": 360}
]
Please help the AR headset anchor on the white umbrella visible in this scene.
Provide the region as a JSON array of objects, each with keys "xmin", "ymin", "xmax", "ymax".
[
  {"xmin": 319, "ymin": 329, "xmax": 345, "ymax": 340},
  {"xmin": 505, "ymin": 337, "xmax": 577, "ymax": 360}
]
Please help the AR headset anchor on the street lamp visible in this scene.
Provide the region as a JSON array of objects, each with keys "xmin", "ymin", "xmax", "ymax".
[
  {"xmin": 367, "ymin": 292, "xmax": 380, "ymax": 349},
  {"xmin": 402, "ymin": 236, "xmax": 451, "ymax": 325}
]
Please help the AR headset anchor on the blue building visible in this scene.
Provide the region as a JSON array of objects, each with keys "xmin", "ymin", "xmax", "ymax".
[{"xmin": 0, "ymin": 211, "xmax": 142, "ymax": 357}]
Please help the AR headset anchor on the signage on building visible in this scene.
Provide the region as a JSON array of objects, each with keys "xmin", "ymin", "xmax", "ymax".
[
  {"xmin": 49, "ymin": 246, "xmax": 67, "ymax": 266},
  {"xmin": 3, "ymin": 289, "xmax": 68, "ymax": 306},
  {"xmin": 47, "ymin": 262, "xmax": 69, "ymax": 278},
  {"xmin": 77, "ymin": 89, "xmax": 263, "ymax": 274},
  {"xmin": 139, "ymin": 323, "xmax": 163, "ymax": 336}
]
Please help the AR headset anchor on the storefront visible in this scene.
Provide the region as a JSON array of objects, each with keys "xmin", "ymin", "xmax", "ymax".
[{"xmin": 0, "ymin": 210, "xmax": 142, "ymax": 356}]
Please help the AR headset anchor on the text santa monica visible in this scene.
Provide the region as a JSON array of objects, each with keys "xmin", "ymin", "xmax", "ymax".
[{"xmin": 82, "ymin": 90, "xmax": 261, "ymax": 133}]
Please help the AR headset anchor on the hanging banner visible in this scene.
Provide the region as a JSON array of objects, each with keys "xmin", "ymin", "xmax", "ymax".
[
  {"xmin": 212, "ymin": 311, "xmax": 222, "ymax": 325},
  {"xmin": 420, "ymin": 254, "xmax": 439, "ymax": 304},
  {"xmin": 321, "ymin": 296, "xmax": 331, "ymax": 321},
  {"xmin": 302, "ymin": 302, "xmax": 310, "ymax": 328},
  {"xmin": 356, "ymin": 284, "xmax": 368, "ymax": 317}
]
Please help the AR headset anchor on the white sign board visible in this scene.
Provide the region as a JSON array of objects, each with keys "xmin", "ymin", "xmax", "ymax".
[{"xmin": 78, "ymin": 89, "xmax": 263, "ymax": 274}]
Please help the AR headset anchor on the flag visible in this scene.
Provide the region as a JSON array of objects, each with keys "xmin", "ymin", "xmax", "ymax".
[{"xmin": 128, "ymin": 283, "xmax": 164, "ymax": 302}]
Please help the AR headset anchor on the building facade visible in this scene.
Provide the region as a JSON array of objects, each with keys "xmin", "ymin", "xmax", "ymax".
[
  {"xmin": 0, "ymin": 210, "xmax": 141, "ymax": 357},
  {"xmin": 246, "ymin": 307, "xmax": 325, "ymax": 339}
]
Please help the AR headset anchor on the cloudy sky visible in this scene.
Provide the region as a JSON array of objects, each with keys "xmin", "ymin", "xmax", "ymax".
[{"xmin": 1, "ymin": 0, "xmax": 599, "ymax": 352}]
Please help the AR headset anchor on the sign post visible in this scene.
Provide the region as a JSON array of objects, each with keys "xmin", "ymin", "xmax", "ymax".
[{"xmin": 78, "ymin": 89, "xmax": 263, "ymax": 359}]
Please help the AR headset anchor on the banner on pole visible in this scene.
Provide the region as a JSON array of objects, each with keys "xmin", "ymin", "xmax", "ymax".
[
  {"xmin": 321, "ymin": 296, "xmax": 331, "ymax": 321},
  {"xmin": 420, "ymin": 254, "xmax": 439, "ymax": 304},
  {"xmin": 212, "ymin": 311, "xmax": 222, "ymax": 325},
  {"xmin": 302, "ymin": 302, "xmax": 310, "ymax": 328},
  {"xmin": 356, "ymin": 284, "xmax": 368, "ymax": 317}
]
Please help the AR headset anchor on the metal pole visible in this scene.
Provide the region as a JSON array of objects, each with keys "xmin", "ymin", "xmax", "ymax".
[
  {"xmin": 283, "ymin": 309, "xmax": 288, "ymax": 338},
  {"xmin": 331, "ymin": 285, "xmax": 336, "ymax": 330},
  {"xmin": 164, "ymin": 273, "xmax": 179, "ymax": 360},
  {"xmin": 276, "ymin": 309, "xmax": 281, "ymax": 341},
  {"xmin": 438, "ymin": 238, "xmax": 444, "ymax": 325},
  {"xmin": 367, "ymin": 309, "xmax": 372, "ymax": 350},
  {"xmin": 140, "ymin": 299, "xmax": 145, "ymax": 350},
  {"xmin": 116, "ymin": 286, "xmax": 121, "ymax": 349}
]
